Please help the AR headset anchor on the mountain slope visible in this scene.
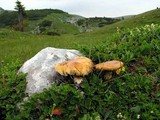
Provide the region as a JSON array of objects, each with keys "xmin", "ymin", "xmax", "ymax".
[
  {"xmin": 92, "ymin": 9, "xmax": 160, "ymax": 35},
  {"xmin": 0, "ymin": 9, "xmax": 80, "ymax": 34},
  {"xmin": 0, "ymin": 7, "xmax": 4, "ymax": 14},
  {"xmin": 26, "ymin": 11, "xmax": 81, "ymax": 34},
  {"xmin": 0, "ymin": 8, "xmax": 120, "ymax": 35}
]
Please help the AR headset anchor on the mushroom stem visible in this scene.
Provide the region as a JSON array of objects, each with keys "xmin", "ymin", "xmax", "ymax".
[
  {"xmin": 116, "ymin": 66, "xmax": 125, "ymax": 75},
  {"xmin": 73, "ymin": 76, "xmax": 83, "ymax": 85},
  {"xmin": 103, "ymin": 71, "xmax": 113, "ymax": 80}
]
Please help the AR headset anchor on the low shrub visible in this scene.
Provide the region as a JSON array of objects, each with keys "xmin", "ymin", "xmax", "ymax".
[
  {"xmin": 81, "ymin": 24, "xmax": 160, "ymax": 73},
  {"xmin": 0, "ymin": 58, "xmax": 26, "ymax": 120},
  {"xmin": 46, "ymin": 31, "xmax": 60, "ymax": 36},
  {"xmin": 7, "ymin": 72, "xmax": 160, "ymax": 119},
  {"xmin": 1, "ymin": 24, "xmax": 160, "ymax": 119},
  {"xmin": 39, "ymin": 20, "xmax": 52, "ymax": 27}
]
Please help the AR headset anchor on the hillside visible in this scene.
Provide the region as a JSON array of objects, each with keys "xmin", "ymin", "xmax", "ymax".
[
  {"xmin": 0, "ymin": 7, "xmax": 160, "ymax": 119},
  {"xmin": 115, "ymin": 15, "xmax": 134, "ymax": 20},
  {"xmin": 0, "ymin": 9, "xmax": 160, "ymax": 60},
  {"xmin": 0, "ymin": 8, "xmax": 119, "ymax": 35},
  {"xmin": 0, "ymin": 7, "xmax": 4, "ymax": 14},
  {"xmin": 0, "ymin": 9, "xmax": 80, "ymax": 34},
  {"xmin": 26, "ymin": 10, "xmax": 81, "ymax": 35},
  {"xmin": 76, "ymin": 17, "xmax": 120, "ymax": 30},
  {"xmin": 91, "ymin": 8, "xmax": 160, "ymax": 35},
  {"xmin": 1, "ymin": 24, "xmax": 160, "ymax": 120}
]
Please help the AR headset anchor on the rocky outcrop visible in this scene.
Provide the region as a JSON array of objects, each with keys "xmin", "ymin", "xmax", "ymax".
[{"xmin": 18, "ymin": 47, "xmax": 82, "ymax": 96}]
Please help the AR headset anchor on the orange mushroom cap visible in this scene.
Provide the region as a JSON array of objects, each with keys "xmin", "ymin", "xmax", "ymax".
[
  {"xmin": 95, "ymin": 60, "xmax": 124, "ymax": 74},
  {"xmin": 54, "ymin": 56, "xmax": 93, "ymax": 76}
]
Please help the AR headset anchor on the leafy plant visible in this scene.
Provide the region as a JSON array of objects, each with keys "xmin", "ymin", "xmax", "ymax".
[
  {"xmin": 1, "ymin": 24, "xmax": 160, "ymax": 119},
  {"xmin": 39, "ymin": 20, "xmax": 52, "ymax": 27},
  {"xmin": 0, "ymin": 58, "xmax": 26, "ymax": 120}
]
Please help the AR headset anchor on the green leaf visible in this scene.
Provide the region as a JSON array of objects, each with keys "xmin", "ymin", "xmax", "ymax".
[{"xmin": 131, "ymin": 106, "xmax": 141, "ymax": 113}]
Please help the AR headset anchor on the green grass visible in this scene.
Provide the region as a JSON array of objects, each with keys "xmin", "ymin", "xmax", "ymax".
[
  {"xmin": 0, "ymin": 8, "xmax": 120, "ymax": 35},
  {"xmin": 0, "ymin": 9, "xmax": 160, "ymax": 62},
  {"xmin": 0, "ymin": 28, "xmax": 105, "ymax": 61},
  {"xmin": 25, "ymin": 12, "xmax": 80, "ymax": 34},
  {"xmin": 0, "ymin": 9, "xmax": 160, "ymax": 120},
  {"xmin": 1, "ymin": 24, "xmax": 160, "ymax": 120},
  {"xmin": 91, "ymin": 9, "xmax": 160, "ymax": 35}
]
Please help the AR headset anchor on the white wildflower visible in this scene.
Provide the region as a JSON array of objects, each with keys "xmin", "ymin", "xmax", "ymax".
[
  {"xmin": 122, "ymin": 82, "xmax": 126, "ymax": 85},
  {"xmin": 117, "ymin": 27, "xmax": 120, "ymax": 34},
  {"xmin": 117, "ymin": 113, "xmax": 123, "ymax": 118},
  {"xmin": 151, "ymin": 23, "xmax": 155, "ymax": 28},
  {"xmin": 137, "ymin": 114, "xmax": 140, "ymax": 119},
  {"xmin": 122, "ymin": 115, "xmax": 127, "ymax": 120}
]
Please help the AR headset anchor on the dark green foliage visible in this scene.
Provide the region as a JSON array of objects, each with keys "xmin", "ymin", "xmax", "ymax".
[
  {"xmin": 38, "ymin": 20, "xmax": 59, "ymax": 35},
  {"xmin": 0, "ymin": 11, "xmax": 17, "ymax": 27},
  {"xmin": 0, "ymin": 58, "xmax": 26, "ymax": 120},
  {"xmin": 15, "ymin": 84, "xmax": 83, "ymax": 119},
  {"xmin": 79, "ymin": 112, "xmax": 101, "ymax": 120},
  {"xmin": 6, "ymin": 70, "xmax": 160, "ymax": 119},
  {"xmin": 15, "ymin": 0, "xmax": 26, "ymax": 16},
  {"xmin": 81, "ymin": 24, "xmax": 160, "ymax": 67},
  {"xmin": 76, "ymin": 17, "xmax": 120, "ymax": 28},
  {"xmin": 0, "ymin": 9, "xmax": 66, "ymax": 27},
  {"xmin": 38, "ymin": 19, "xmax": 61, "ymax": 35},
  {"xmin": 26, "ymin": 9, "xmax": 67, "ymax": 21},
  {"xmin": 39, "ymin": 27, "xmax": 46, "ymax": 33},
  {"xmin": 0, "ymin": 24, "xmax": 160, "ymax": 119},
  {"xmin": 77, "ymin": 19, "xmax": 85, "ymax": 26},
  {"xmin": 46, "ymin": 31, "xmax": 60, "ymax": 36},
  {"xmin": 98, "ymin": 22, "xmax": 108, "ymax": 27},
  {"xmin": 78, "ymin": 24, "xmax": 160, "ymax": 119},
  {"xmin": 39, "ymin": 20, "xmax": 52, "ymax": 27},
  {"xmin": 0, "ymin": 7, "xmax": 4, "ymax": 12},
  {"xmin": 14, "ymin": 0, "xmax": 26, "ymax": 31}
]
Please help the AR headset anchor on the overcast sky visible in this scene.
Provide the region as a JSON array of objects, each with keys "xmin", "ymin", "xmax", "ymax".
[{"xmin": 0, "ymin": 0, "xmax": 160, "ymax": 17}]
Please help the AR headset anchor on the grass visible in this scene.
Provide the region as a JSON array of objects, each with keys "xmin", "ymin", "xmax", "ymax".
[
  {"xmin": 2, "ymin": 9, "xmax": 159, "ymax": 61},
  {"xmin": 25, "ymin": 12, "xmax": 80, "ymax": 34},
  {"xmin": 0, "ymin": 9, "xmax": 160, "ymax": 119},
  {"xmin": 91, "ymin": 9, "xmax": 160, "ymax": 35},
  {"xmin": 1, "ymin": 24, "xmax": 160, "ymax": 119},
  {"xmin": 0, "ymin": 28, "xmax": 106, "ymax": 61}
]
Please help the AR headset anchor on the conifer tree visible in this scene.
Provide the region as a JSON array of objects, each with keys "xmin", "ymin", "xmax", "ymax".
[{"xmin": 15, "ymin": 0, "xmax": 26, "ymax": 31}]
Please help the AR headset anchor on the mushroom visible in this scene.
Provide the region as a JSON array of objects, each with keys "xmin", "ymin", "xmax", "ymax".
[
  {"xmin": 54, "ymin": 56, "xmax": 94, "ymax": 85},
  {"xmin": 95, "ymin": 60, "xmax": 125, "ymax": 80}
]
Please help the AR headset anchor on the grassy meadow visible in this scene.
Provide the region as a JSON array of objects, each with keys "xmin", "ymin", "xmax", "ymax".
[
  {"xmin": 0, "ymin": 9, "xmax": 160, "ymax": 119},
  {"xmin": 0, "ymin": 9, "xmax": 159, "ymax": 61},
  {"xmin": 0, "ymin": 29, "xmax": 104, "ymax": 61}
]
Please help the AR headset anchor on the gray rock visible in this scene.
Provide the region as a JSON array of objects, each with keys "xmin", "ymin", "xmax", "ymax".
[{"xmin": 18, "ymin": 47, "xmax": 82, "ymax": 96}]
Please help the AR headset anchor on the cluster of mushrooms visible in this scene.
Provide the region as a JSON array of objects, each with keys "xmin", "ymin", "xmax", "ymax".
[{"xmin": 54, "ymin": 56, "xmax": 125, "ymax": 85}]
